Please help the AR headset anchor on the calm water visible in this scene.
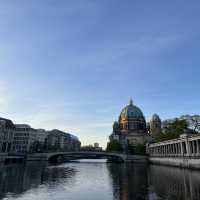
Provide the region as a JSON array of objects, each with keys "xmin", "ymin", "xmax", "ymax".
[{"xmin": 0, "ymin": 159, "xmax": 200, "ymax": 200}]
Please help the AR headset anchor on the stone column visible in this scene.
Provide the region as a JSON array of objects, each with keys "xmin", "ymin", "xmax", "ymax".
[
  {"xmin": 194, "ymin": 140, "xmax": 198, "ymax": 155},
  {"xmin": 177, "ymin": 143, "xmax": 180, "ymax": 155},
  {"xmin": 175, "ymin": 144, "xmax": 177, "ymax": 155},
  {"xmin": 168, "ymin": 145, "xmax": 170, "ymax": 155},
  {"xmin": 192, "ymin": 141, "xmax": 195, "ymax": 155},
  {"xmin": 173, "ymin": 144, "xmax": 176, "ymax": 155},
  {"xmin": 194, "ymin": 140, "xmax": 197, "ymax": 154},
  {"xmin": 197, "ymin": 140, "xmax": 200, "ymax": 155},
  {"xmin": 180, "ymin": 142, "xmax": 184, "ymax": 155},
  {"xmin": 180, "ymin": 143, "xmax": 182, "ymax": 154},
  {"xmin": 178, "ymin": 143, "xmax": 180, "ymax": 155},
  {"xmin": 164, "ymin": 145, "xmax": 166, "ymax": 155},
  {"xmin": 172, "ymin": 144, "xmax": 175, "ymax": 155},
  {"xmin": 186, "ymin": 140, "xmax": 191, "ymax": 156}
]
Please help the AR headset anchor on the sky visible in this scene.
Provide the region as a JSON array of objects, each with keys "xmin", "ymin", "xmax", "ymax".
[{"xmin": 0, "ymin": 1, "xmax": 200, "ymax": 148}]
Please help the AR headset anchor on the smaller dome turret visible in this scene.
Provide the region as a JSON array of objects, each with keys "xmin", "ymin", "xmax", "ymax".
[
  {"xmin": 150, "ymin": 114, "xmax": 162, "ymax": 137},
  {"xmin": 151, "ymin": 114, "xmax": 161, "ymax": 122},
  {"xmin": 113, "ymin": 121, "xmax": 119, "ymax": 131}
]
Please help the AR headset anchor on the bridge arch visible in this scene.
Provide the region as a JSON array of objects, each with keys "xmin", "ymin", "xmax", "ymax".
[{"xmin": 47, "ymin": 152, "xmax": 126, "ymax": 163}]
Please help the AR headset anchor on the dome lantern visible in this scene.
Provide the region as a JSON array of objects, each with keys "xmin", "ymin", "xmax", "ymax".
[{"xmin": 129, "ymin": 97, "xmax": 133, "ymax": 105}]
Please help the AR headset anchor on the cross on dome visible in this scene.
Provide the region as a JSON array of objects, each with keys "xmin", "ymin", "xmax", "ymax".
[{"xmin": 129, "ymin": 97, "xmax": 133, "ymax": 105}]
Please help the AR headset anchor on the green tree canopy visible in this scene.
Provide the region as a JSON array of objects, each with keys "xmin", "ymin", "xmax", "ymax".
[
  {"xmin": 106, "ymin": 140, "xmax": 122, "ymax": 152},
  {"xmin": 156, "ymin": 119, "xmax": 188, "ymax": 142},
  {"xmin": 128, "ymin": 143, "xmax": 146, "ymax": 155}
]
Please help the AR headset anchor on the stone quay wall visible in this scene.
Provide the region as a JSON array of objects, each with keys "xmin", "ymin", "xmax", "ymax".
[{"xmin": 147, "ymin": 134, "xmax": 200, "ymax": 169}]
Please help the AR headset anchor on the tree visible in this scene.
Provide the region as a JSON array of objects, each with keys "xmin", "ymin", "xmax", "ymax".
[
  {"xmin": 134, "ymin": 144, "xmax": 146, "ymax": 155},
  {"xmin": 191, "ymin": 118, "xmax": 200, "ymax": 133},
  {"xmin": 106, "ymin": 140, "xmax": 122, "ymax": 152},
  {"xmin": 127, "ymin": 143, "xmax": 146, "ymax": 155},
  {"xmin": 156, "ymin": 119, "xmax": 188, "ymax": 142}
]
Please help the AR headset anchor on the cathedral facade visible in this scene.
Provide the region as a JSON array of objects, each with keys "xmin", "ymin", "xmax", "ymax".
[{"xmin": 109, "ymin": 99, "xmax": 161, "ymax": 151}]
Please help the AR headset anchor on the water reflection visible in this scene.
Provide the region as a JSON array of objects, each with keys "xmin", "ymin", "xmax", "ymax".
[
  {"xmin": 107, "ymin": 163, "xmax": 148, "ymax": 200},
  {"xmin": 149, "ymin": 165, "xmax": 200, "ymax": 200},
  {"xmin": 1, "ymin": 161, "xmax": 200, "ymax": 200}
]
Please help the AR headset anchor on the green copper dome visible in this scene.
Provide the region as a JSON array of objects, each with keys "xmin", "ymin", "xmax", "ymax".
[
  {"xmin": 151, "ymin": 114, "xmax": 161, "ymax": 122},
  {"xmin": 113, "ymin": 121, "xmax": 119, "ymax": 130},
  {"xmin": 120, "ymin": 98, "xmax": 145, "ymax": 119}
]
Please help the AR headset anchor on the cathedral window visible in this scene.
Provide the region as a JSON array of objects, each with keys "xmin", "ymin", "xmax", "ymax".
[{"xmin": 130, "ymin": 123, "xmax": 136, "ymax": 130}]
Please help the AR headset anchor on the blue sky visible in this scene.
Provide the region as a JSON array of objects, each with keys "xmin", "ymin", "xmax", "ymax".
[{"xmin": 0, "ymin": 1, "xmax": 200, "ymax": 147}]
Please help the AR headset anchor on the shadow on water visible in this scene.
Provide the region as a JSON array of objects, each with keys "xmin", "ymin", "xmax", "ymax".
[
  {"xmin": 107, "ymin": 163, "xmax": 200, "ymax": 200},
  {"xmin": 148, "ymin": 165, "xmax": 200, "ymax": 200},
  {"xmin": 0, "ymin": 162, "xmax": 76, "ymax": 200}
]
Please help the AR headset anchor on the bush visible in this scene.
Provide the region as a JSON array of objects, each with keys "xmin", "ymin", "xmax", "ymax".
[
  {"xmin": 106, "ymin": 140, "xmax": 122, "ymax": 152},
  {"xmin": 128, "ymin": 144, "xmax": 146, "ymax": 155}
]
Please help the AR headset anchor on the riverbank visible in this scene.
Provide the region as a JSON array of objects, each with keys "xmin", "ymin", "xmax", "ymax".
[{"xmin": 149, "ymin": 156, "xmax": 200, "ymax": 169}]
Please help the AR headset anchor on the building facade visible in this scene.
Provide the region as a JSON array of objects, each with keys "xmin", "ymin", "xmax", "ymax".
[
  {"xmin": 12, "ymin": 124, "xmax": 38, "ymax": 153},
  {"xmin": 47, "ymin": 129, "xmax": 81, "ymax": 152},
  {"xmin": 0, "ymin": 118, "xmax": 15, "ymax": 153},
  {"xmin": 36, "ymin": 129, "xmax": 47, "ymax": 144}
]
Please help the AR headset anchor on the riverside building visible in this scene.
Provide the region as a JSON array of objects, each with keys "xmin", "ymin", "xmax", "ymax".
[
  {"xmin": 13, "ymin": 124, "xmax": 38, "ymax": 153},
  {"xmin": 47, "ymin": 129, "xmax": 81, "ymax": 152},
  {"xmin": 0, "ymin": 118, "xmax": 15, "ymax": 153},
  {"xmin": 0, "ymin": 116, "xmax": 81, "ymax": 154}
]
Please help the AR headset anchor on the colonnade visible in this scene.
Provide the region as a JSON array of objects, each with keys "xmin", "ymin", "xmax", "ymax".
[{"xmin": 147, "ymin": 134, "xmax": 200, "ymax": 157}]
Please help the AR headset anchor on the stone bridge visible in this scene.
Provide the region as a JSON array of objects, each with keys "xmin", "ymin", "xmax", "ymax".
[{"xmin": 26, "ymin": 151, "xmax": 147, "ymax": 163}]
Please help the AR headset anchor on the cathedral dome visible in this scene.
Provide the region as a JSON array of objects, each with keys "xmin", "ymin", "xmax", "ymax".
[{"xmin": 120, "ymin": 99, "xmax": 145, "ymax": 120}]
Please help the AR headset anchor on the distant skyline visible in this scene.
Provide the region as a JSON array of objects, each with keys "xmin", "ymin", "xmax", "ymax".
[{"xmin": 0, "ymin": 1, "xmax": 200, "ymax": 147}]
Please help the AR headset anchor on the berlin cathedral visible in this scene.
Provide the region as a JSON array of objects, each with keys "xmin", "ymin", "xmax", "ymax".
[{"xmin": 109, "ymin": 98, "xmax": 161, "ymax": 151}]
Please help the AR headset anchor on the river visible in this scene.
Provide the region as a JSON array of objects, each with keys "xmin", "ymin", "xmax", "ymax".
[{"xmin": 0, "ymin": 159, "xmax": 200, "ymax": 200}]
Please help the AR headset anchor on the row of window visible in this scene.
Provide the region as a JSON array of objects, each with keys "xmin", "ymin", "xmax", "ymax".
[
  {"xmin": 14, "ymin": 133, "xmax": 30, "ymax": 136},
  {"xmin": 13, "ymin": 145, "xmax": 28, "ymax": 150},
  {"xmin": 13, "ymin": 141, "xmax": 29, "ymax": 145},
  {"xmin": 120, "ymin": 123, "xmax": 146, "ymax": 130}
]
